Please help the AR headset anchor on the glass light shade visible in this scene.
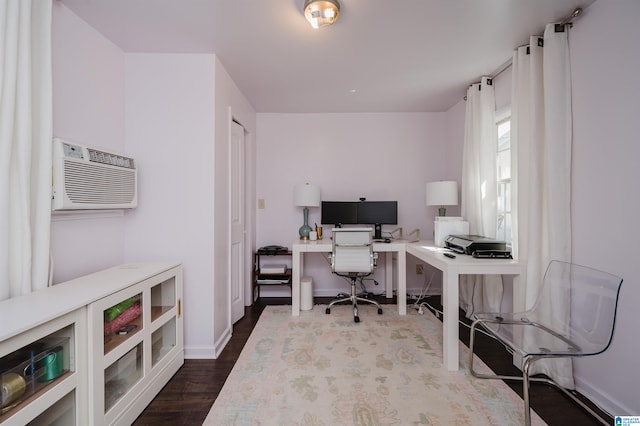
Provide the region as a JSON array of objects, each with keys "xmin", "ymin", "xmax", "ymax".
[{"xmin": 304, "ymin": 0, "xmax": 340, "ymax": 29}]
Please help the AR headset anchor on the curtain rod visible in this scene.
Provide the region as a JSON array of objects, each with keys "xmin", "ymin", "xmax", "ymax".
[
  {"xmin": 560, "ymin": 7, "xmax": 583, "ymax": 26},
  {"xmin": 470, "ymin": 7, "xmax": 585, "ymax": 87},
  {"xmin": 491, "ymin": 59, "xmax": 513, "ymax": 80}
]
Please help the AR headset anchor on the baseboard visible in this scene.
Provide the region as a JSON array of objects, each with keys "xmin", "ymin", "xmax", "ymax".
[
  {"xmin": 184, "ymin": 345, "xmax": 216, "ymax": 359},
  {"xmin": 575, "ymin": 376, "xmax": 629, "ymax": 418},
  {"xmin": 184, "ymin": 324, "xmax": 232, "ymax": 359},
  {"xmin": 213, "ymin": 327, "xmax": 232, "ymax": 358}
]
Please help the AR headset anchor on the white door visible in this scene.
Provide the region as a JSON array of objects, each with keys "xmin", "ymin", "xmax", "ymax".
[{"xmin": 230, "ymin": 120, "xmax": 246, "ymax": 323}]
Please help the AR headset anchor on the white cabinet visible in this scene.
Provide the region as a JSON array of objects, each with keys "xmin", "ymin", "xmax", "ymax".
[
  {"xmin": 0, "ymin": 262, "xmax": 182, "ymax": 426},
  {"xmin": 1, "ymin": 307, "xmax": 86, "ymax": 425},
  {"xmin": 87, "ymin": 265, "xmax": 183, "ymax": 425}
]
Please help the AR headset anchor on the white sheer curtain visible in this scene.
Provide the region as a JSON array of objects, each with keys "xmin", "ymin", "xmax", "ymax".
[
  {"xmin": 460, "ymin": 76, "xmax": 503, "ymax": 316},
  {"xmin": 0, "ymin": 0, "xmax": 53, "ymax": 300},
  {"xmin": 511, "ymin": 24, "xmax": 573, "ymax": 388}
]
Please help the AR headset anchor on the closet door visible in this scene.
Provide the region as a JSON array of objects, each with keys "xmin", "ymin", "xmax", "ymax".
[{"xmin": 230, "ymin": 120, "xmax": 246, "ymax": 323}]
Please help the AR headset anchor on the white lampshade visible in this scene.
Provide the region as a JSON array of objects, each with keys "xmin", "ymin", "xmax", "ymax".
[
  {"xmin": 293, "ymin": 183, "xmax": 321, "ymax": 207},
  {"xmin": 426, "ymin": 181, "xmax": 458, "ymax": 207}
]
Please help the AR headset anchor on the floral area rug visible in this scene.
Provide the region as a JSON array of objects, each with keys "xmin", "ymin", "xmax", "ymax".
[{"xmin": 203, "ymin": 304, "xmax": 546, "ymax": 426}]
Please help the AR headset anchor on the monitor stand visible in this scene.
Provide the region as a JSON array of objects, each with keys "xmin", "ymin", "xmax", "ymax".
[{"xmin": 373, "ymin": 223, "xmax": 382, "ymax": 240}]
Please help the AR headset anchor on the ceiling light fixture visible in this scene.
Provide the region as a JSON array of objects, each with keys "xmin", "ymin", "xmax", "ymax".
[{"xmin": 304, "ymin": 0, "xmax": 340, "ymax": 29}]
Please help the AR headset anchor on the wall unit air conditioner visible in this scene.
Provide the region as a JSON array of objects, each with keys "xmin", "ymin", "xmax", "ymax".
[{"xmin": 52, "ymin": 138, "xmax": 138, "ymax": 210}]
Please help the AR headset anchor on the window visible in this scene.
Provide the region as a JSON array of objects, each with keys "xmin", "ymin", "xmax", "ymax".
[{"xmin": 496, "ymin": 114, "xmax": 511, "ymax": 244}]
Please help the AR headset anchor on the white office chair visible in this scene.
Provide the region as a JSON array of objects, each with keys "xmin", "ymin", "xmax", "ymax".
[
  {"xmin": 325, "ymin": 228, "xmax": 382, "ymax": 323},
  {"xmin": 468, "ymin": 260, "xmax": 623, "ymax": 426}
]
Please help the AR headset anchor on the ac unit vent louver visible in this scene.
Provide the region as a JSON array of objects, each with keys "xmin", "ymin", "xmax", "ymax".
[
  {"xmin": 87, "ymin": 148, "xmax": 136, "ymax": 169},
  {"xmin": 52, "ymin": 138, "xmax": 138, "ymax": 210}
]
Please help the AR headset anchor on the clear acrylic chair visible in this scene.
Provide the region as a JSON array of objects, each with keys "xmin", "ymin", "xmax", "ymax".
[
  {"xmin": 469, "ymin": 260, "xmax": 623, "ymax": 426},
  {"xmin": 325, "ymin": 228, "xmax": 382, "ymax": 323}
]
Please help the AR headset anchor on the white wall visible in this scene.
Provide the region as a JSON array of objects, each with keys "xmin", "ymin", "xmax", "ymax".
[
  {"xmin": 52, "ymin": 4, "xmax": 257, "ymax": 359},
  {"xmin": 568, "ymin": 0, "xmax": 640, "ymax": 415},
  {"xmin": 444, "ymin": 101, "xmax": 465, "ymax": 194},
  {"xmin": 123, "ymin": 54, "xmax": 256, "ymax": 359},
  {"xmin": 123, "ymin": 53, "xmax": 218, "ymax": 358},
  {"xmin": 255, "ymin": 112, "xmax": 458, "ymax": 296},
  {"xmin": 51, "ymin": 2, "xmax": 127, "ymax": 283}
]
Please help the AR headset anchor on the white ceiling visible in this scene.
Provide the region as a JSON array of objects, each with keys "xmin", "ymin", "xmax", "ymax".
[{"xmin": 59, "ymin": 0, "xmax": 594, "ymax": 113}]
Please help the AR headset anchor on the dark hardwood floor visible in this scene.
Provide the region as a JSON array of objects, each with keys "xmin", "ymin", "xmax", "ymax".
[{"xmin": 134, "ymin": 296, "xmax": 612, "ymax": 425}]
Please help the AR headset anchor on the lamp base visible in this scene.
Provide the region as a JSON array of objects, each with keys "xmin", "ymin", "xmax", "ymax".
[
  {"xmin": 298, "ymin": 224, "xmax": 312, "ymax": 240},
  {"xmin": 438, "ymin": 207, "xmax": 447, "ymax": 216},
  {"xmin": 298, "ymin": 207, "xmax": 312, "ymax": 239}
]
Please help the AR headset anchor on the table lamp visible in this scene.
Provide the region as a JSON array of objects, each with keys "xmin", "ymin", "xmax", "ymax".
[
  {"xmin": 293, "ymin": 183, "xmax": 321, "ymax": 240},
  {"xmin": 426, "ymin": 181, "xmax": 458, "ymax": 216}
]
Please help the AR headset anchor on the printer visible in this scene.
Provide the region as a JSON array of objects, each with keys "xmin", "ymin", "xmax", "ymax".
[{"xmin": 445, "ymin": 235, "xmax": 510, "ymax": 257}]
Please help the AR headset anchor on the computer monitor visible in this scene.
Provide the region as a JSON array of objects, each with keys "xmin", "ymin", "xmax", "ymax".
[
  {"xmin": 321, "ymin": 201, "xmax": 358, "ymax": 227},
  {"xmin": 357, "ymin": 201, "xmax": 398, "ymax": 240}
]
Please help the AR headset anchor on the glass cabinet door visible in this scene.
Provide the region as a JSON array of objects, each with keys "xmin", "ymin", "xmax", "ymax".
[
  {"xmin": 103, "ymin": 293, "xmax": 143, "ymax": 355},
  {"xmin": 27, "ymin": 391, "xmax": 75, "ymax": 426},
  {"xmin": 1, "ymin": 324, "xmax": 74, "ymax": 423},
  {"xmin": 151, "ymin": 318, "xmax": 176, "ymax": 366},
  {"xmin": 104, "ymin": 343, "xmax": 143, "ymax": 413},
  {"xmin": 150, "ymin": 277, "xmax": 176, "ymax": 322},
  {"xmin": 150, "ymin": 277, "xmax": 178, "ymax": 367}
]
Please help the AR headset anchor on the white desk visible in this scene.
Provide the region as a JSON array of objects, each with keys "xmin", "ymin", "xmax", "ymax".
[
  {"xmin": 291, "ymin": 240, "xmax": 407, "ymax": 316},
  {"xmin": 406, "ymin": 241, "xmax": 524, "ymax": 371},
  {"xmin": 291, "ymin": 239, "xmax": 523, "ymax": 372}
]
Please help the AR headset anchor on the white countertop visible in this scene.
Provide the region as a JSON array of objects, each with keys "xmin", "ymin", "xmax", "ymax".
[{"xmin": 0, "ymin": 262, "xmax": 181, "ymax": 342}]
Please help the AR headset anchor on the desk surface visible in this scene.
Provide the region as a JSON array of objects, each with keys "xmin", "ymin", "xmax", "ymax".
[
  {"xmin": 292, "ymin": 239, "xmax": 406, "ymax": 252},
  {"xmin": 406, "ymin": 242, "xmax": 522, "ymax": 273}
]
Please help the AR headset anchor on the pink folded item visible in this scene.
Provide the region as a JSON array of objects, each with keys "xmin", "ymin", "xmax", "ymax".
[{"xmin": 104, "ymin": 303, "xmax": 141, "ymax": 335}]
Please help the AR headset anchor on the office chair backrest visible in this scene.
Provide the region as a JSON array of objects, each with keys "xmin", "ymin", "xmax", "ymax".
[
  {"xmin": 532, "ymin": 260, "xmax": 623, "ymax": 355},
  {"xmin": 332, "ymin": 228, "xmax": 374, "ymax": 274}
]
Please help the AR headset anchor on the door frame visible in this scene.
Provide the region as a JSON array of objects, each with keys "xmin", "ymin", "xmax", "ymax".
[{"xmin": 228, "ymin": 109, "xmax": 255, "ymax": 325}]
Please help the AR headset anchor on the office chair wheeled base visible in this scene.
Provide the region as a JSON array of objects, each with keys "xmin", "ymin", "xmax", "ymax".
[{"xmin": 325, "ymin": 279, "xmax": 383, "ymax": 323}]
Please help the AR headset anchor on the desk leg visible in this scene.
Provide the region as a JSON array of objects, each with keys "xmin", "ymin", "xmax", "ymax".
[
  {"xmin": 397, "ymin": 249, "xmax": 406, "ymax": 315},
  {"xmin": 442, "ymin": 270, "xmax": 459, "ymax": 371},
  {"xmin": 292, "ymin": 251, "xmax": 302, "ymax": 316},
  {"xmin": 385, "ymin": 253, "xmax": 393, "ymax": 298}
]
